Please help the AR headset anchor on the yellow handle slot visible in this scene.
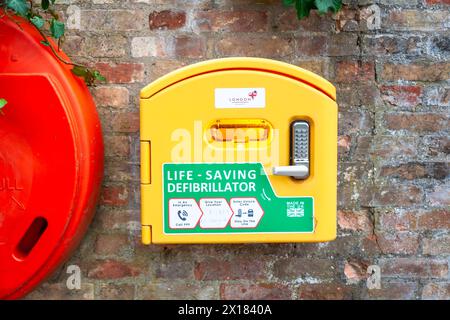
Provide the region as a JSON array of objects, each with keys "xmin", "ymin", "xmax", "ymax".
[{"xmin": 209, "ymin": 119, "xmax": 272, "ymax": 143}]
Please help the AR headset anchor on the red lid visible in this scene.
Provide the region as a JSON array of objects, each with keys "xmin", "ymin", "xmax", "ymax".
[{"xmin": 0, "ymin": 13, "xmax": 104, "ymax": 299}]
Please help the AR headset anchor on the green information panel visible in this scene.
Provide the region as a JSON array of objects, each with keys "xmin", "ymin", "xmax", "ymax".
[{"xmin": 163, "ymin": 163, "xmax": 314, "ymax": 234}]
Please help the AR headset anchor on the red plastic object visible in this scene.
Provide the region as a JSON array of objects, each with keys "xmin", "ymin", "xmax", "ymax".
[{"xmin": 0, "ymin": 13, "xmax": 104, "ymax": 299}]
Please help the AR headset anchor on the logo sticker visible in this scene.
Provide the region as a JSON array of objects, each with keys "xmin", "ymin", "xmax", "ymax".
[{"xmin": 215, "ymin": 88, "xmax": 266, "ymax": 109}]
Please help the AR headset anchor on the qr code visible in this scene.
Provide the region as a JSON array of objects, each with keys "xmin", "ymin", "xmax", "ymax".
[{"xmin": 286, "ymin": 201, "xmax": 304, "ymax": 218}]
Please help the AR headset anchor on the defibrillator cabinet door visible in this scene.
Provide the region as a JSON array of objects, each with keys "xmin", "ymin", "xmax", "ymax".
[{"xmin": 140, "ymin": 59, "xmax": 337, "ymax": 244}]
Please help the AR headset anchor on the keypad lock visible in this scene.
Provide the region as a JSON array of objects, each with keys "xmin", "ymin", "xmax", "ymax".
[{"xmin": 273, "ymin": 121, "xmax": 310, "ymax": 179}]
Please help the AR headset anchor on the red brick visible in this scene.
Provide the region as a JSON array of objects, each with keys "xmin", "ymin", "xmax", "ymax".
[
  {"xmin": 273, "ymin": 258, "xmax": 337, "ymax": 280},
  {"xmin": 337, "ymin": 83, "xmax": 380, "ymax": 107},
  {"xmin": 422, "ymin": 282, "xmax": 450, "ymax": 300},
  {"xmin": 423, "ymin": 236, "xmax": 450, "ymax": 255},
  {"xmin": 63, "ymin": 36, "xmax": 83, "ymax": 57},
  {"xmin": 98, "ymin": 284, "xmax": 135, "ymax": 300},
  {"xmin": 368, "ymin": 136, "xmax": 417, "ymax": 159},
  {"xmin": 382, "ymin": 62, "xmax": 450, "ymax": 81},
  {"xmin": 82, "ymin": 35, "xmax": 127, "ymax": 58},
  {"xmin": 327, "ymin": 33, "xmax": 359, "ymax": 56},
  {"xmin": 338, "ymin": 168, "xmax": 374, "ymax": 209},
  {"xmin": 174, "ymin": 36, "xmax": 206, "ymax": 58},
  {"xmin": 96, "ymin": 209, "xmax": 139, "ymax": 231},
  {"xmin": 24, "ymin": 283, "xmax": 94, "ymax": 300},
  {"xmin": 380, "ymin": 258, "xmax": 448, "ymax": 278},
  {"xmin": 380, "ymin": 162, "xmax": 448, "ymax": 180},
  {"xmin": 94, "ymin": 233, "xmax": 129, "ymax": 255},
  {"xmin": 131, "ymin": 36, "xmax": 166, "ymax": 58},
  {"xmin": 384, "ymin": 113, "xmax": 448, "ymax": 133},
  {"xmin": 344, "ymin": 261, "xmax": 369, "ymax": 284},
  {"xmin": 361, "ymin": 185, "xmax": 423, "ymax": 207},
  {"xmin": 103, "ymin": 161, "xmax": 139, "ymax": 182},
  {"xmin": 87, "ymin": 260, "xmax": 141, "ymax": 279},
  {"xmin": 298, "ymin": 33, "xmax": 358, "ymax": 58},
  {"xmin": 333, "ymin": 8, "xmax": 358, "ymax": 32},
  {"xmin": 296, "ymin": 35, "xmax": 327, "ymax": 56},
  {"xmin": 220, "ymin": 283, "xmax": 292, "ymax": 300},
  {"xmin": 381, "ymin": 163, "xmax": 427, "ymax": 180},
  {"xmin": 216, "ymin": 35, "xmax": 293, "ymax": 58},
  {"xmin": 92, "ymin": 86, "xmax": 129, "ymax": 108},
  {"xmin": 148, "ymin": 59, "xmax": 187, "ymax": 81},
  {"xmin": 381, "ymin": 85, "xmax": 422, "ymax": 108},
  {"xmin": 155, "ymin": 260, "xmax": 194, "ymax": 279},
  {"xmin": 418, "ymin": 209, "xmax": 450, "ymax": 230},
  {"xmin": 337, "ymin": 210, "xmax": 373, "ymax": 233},
  {"xmin": 335, "ymin": 61, "xmax": 375, "ymax": 83},
  {"xmin": 363, "ymin": 282, "xmax": 417, "ymax": 300},
  {"xmin": 376, "ymin": 232, "xmax": 420, "ymax": 255},
  {"xmin": 194, "ymin": 257, "xmax": 267, "ymax": 281},
  {"xmin": 100, "ymin": 185, "xmax": 129, "ymax": 206},
  {"xmin": 82, "ymin": 10, "xmax": 147, "ymax": 31},
  {"xmin": 196, "ymin": 10, "xmax": 268, "ymax": 32},
  {"xmin": 141, "ymin": 282, "xmax": 218, "ymax": 299},
  {"xmin": 339, "ymin": 110, "xmax": 374, "ymax": 135},
  {"xmin": 379, "ymin": 210, "xmax": 417, "ymax": 232},
  {"xmin": 104, "ymin": 135, "xmax": 131, "ymax": 157},
  {"xmin": 102, "ymin": 112, "xmax": 140, "ymax": 133},
  {"xmin": 426, "ymin": 0, "xmax": 450, "ymax": 4},
  {"xmin": 149, "ymin": 10, "xmax": 186, "ymax": 30},
  {"xmin": 298, "ymin": 283, "xmax": 353, "ymax": 300},
  {"xmin": 94, "ymin": 63, "xmax": 144, "ymax": 84},
  {"xmin": 361, "ymin": 235, "xmax": 382, "ymax": 256},
  {"xmin": 385, "ymin": 9, "xmax": 449, "ymax": 31},
  {"xmin": 363, "ymin": 35, "xmax": 422, "ymax": 56},
  {"xmin": 295, "ymin": 59, "xmax": 328, "ymax": 77}
]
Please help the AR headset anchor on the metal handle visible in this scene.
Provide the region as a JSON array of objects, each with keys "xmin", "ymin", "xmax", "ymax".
[
  {"xmin": 273, "ymin": 165, "xmax": 309, "ymax": 180},
  {"xmin": 273, "ymin": 120, "xmax": 310, "ymax": 180}
]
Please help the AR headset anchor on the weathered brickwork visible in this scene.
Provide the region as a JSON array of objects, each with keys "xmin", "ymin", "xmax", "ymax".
[{"xmin": 25, "ymin": 0, "xmax": 449, "ymax": 300}]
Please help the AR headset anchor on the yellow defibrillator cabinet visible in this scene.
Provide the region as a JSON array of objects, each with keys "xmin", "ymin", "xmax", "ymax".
[{"xmin": 140, "ymin": 58, "xmax": 337, "ymax": 244}]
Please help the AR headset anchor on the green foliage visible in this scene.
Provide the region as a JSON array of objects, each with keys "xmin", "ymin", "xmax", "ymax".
[
  {"xmin": 50, "ymin": 19, "xmax": 64, "ymax": 39},
  {"xmin": 315, "ymin": 0, "xmax": 342, "ymax": 14},
  {"xmin": 6, "ymin": 0, "xmax": 29, "ymax": 17},
  {"xmin": 1, "ymin": 0, "xmax": 105, "ymax": 86},
  {"xmin": 283, "ymin": 0, "xmax": 342, "ymax": 19},
  {"xmin": 295, "ymin": 0, "xmax": 315, "ymax": 19},
  {"xmin": 30, "ymin": 16, "xmax": 45, "ymax": 29},
  {"xmin": 0, "ymin": 98, "xmax": 7, "ymax": 109},
  {"xmin": 41, "ymin": 0, "xmax": 50, "ymax": 10},
  {"xmin": 72, "ymin": 66, "xmax": 106, "ymax": 86}
]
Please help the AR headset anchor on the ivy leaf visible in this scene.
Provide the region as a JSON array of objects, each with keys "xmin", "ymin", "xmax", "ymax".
[
  {"xmin": 295, "ymin": 0, "xmax": 316, "ymax": 19},
  {"xmin": 282, "ymin": 0, "xmax": 295, "ymax": 5},
  {"xmin": 315, "ymin": 0, "xmax": 342, "ymax": 15},
  {"xmin": 50, "ymin": 19, "xmax": 65, "ymax": 39},
  {"xmin": 71, "ymin": 66, "xmax": 89, "ymax": 77},
  {"xmin": 71, "ymin": 67, "xmax": 106, "ymax": 86},
  {"xmin": 0, "ymin": 99, "xmax": 7, "ymax": 109},
  {"xmin": 41, "ymin": 0, "xmax": 50, "ymax": 10},
  {"xmin": 93, "ymin": 71, "xmax": 106, "ymax": 82},
  {"xmin": 30, "ymin": 16, "xmax": 45, "ymax": 29},
  {"xmin": 6, "ymin": 0, "xmax": 30, "ymax": 17}
]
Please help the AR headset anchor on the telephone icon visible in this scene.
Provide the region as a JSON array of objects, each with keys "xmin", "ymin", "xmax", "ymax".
[{"xmin": 177, "ymin": 210, "xmax": 188, "ymax": 221}]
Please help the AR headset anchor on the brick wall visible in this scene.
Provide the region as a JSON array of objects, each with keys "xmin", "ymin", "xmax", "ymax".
[{"xmin": 25, "ymin": 0, "xmax": 449, "ymax": 300}]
